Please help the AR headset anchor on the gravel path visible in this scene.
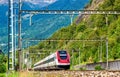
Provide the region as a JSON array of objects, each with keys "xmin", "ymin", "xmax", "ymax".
[{"xmin": 31, "ymin": 70, "xmax": 120, "ymax": 77}]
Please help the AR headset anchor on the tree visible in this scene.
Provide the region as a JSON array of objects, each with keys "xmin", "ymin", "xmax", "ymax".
[
  {"xmin": 0, "ymin": 54, "xmax": 6, "ymax": 73},
  {"xmin": 114, "ymin": 0, "xmax": 120, "ymax": 10}
]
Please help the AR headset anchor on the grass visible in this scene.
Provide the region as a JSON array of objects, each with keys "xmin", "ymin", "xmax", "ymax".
[
  {"xmin": 0, "ymin": 71, "xmax": 19, "ymax": 77},
  {"xmin": 7, "ymin": 71, "xmax": 19, "ymax": 77},
  {"xmin": 0, "ymin": 73, "xmax": 6, "ymax": 77},
  {"xmin": 0, "ymin": 71, "xmax": 35, "ymax": 77},
  {"xmin": 7, "ymin": 71, "xmax": 34, "ymax": 77}
]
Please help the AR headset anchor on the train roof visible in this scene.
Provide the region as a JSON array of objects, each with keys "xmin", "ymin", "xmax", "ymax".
[{"xmin": 34, "ymin": 52, "xmax": 56, "ymax": 66}]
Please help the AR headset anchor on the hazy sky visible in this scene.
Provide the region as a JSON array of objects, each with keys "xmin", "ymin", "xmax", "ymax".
[{"xmin": 0, "ymin": 0, "xmax": 8, "ymax": 4}]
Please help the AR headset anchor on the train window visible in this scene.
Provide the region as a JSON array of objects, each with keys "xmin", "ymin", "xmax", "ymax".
[
  {"xmin": 60, "ymin": 56, "xmax": 67, "ymax": 59},
  {"xmin": 58, "ymin": 51, "xmax": 67, "ymax": 59},
  {"xmin": 60, "ymin": 54, "xmax": 67, "ymax": 56},
  {"xmin": 58, "ymin": 51, "xmax": 67, "ymax": 54},
  {"xmin": 54, "ymin": 55, "xmax": 56, "ymax": 59}
]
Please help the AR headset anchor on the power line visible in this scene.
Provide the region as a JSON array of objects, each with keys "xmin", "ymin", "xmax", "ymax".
[
  {"xmin": 27, "ymin": 39, "xmax": 105, "ymax": 42},
  {"xmin": 20, "ymin": 10, "xmax": 120, "ymax": 15}
]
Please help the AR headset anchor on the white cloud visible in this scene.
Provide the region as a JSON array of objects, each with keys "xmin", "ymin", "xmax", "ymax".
[
  {"xmin": 44, "ymin": 0, "xmax": 57, "ymax": 3},
  {"xmin": 0, "ymin": 0, "xmax": 8, "ymax": 4},
  {"xmin": 23, "ymin": 0, "xmax": 57, "ymax": 4},
  {"xmin": 0, "ymin": 0, "xmax": 57, "ymax": 5}
]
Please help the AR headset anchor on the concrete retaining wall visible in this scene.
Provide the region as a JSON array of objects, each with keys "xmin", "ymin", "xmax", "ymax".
[{"xmin": 86, "ymin": 60, "xmax": 120, "ymax": 70}]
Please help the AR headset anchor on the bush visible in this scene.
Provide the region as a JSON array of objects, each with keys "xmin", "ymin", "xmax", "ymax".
[
  {"xmin": 95, "ymin": 65, "xmax": 104, "ymax": 70},
  {"xmin": 79, "ymin": 67, "xmax": 86, "ymax": 71},
  {"xmin": 77, "ymin": 24, "xmax": 86, "ymax": 32},
  {"xmin": 0, "ymin": 64, "xmax": 6, "ymax": 73}
]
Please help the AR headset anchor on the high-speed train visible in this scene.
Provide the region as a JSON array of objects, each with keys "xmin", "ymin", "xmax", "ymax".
[{"xmin": 33, "ymin": 50, "xmax": 70, "ymax": 70}]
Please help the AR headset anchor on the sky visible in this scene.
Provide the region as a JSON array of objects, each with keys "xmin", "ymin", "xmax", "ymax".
[
  {"xmin": 24, "ymin": 0, "xmax": 57, "ymax": 4},
  {"xmin": 0, "ymin": 0, "xmax": 8, "ymax": 4},
  {"xmin": 0, "ymin": 0, "xmax": 57, "ymax": 4}
]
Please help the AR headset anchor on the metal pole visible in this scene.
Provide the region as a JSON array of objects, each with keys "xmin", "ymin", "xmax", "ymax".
[
  {"xmin": 18, "ymin": 0, "xmax": 22, "ymax": 51},
  {"xmin": 11, "ymin": 0, "xmax": 14, "ymax": 70},
  {"xmin": 83, "ymin": 41, "xmax": 85, "ymax": 51},
  {"xmin": 14, "ymin": 4, "xmax": 17, "ymax": 70},
  {"xmin": 8, "ymin": 0, "xmax": 14, "ymax": 70},
  {"xmin": 70, "ymin": 14, "xmax": 73, "ymax": 25},
  {"xmin": 72, "ymin": 49, "xmax": 74, "ymax": 69},
  {"xmin": 26, "ymin": 41, "xmax": 29, "ymax": 70},
  {"xmin": 79, "ymin": 48, "xmax": 80, "ymax": 66},
  {"xmin": 8, "ymin": 0, "xmax": 11, "ymax": 71},
  {"xmin": 29, "ymin": 14, "xmax": 33, "ymax": 26},
  {"xmin": 98, "ymin": 46, "xmax": 100, "ymax": 61},
  {"xmin": 100, "ymin": 37, "xmax": 102, "ymax": 62},
  {"xmin": 106, "ymin": 14, "xmax": 109, "ymax": 70},
  {"xmin": 18, "ymin": 0, "xmax": 22, "ymax": 70},
  {"xmin": 106, "ymin": 38, "xmax": 108, "ymax": 70}
]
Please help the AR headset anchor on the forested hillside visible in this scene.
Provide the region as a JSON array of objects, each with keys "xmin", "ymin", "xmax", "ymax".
[
  {"xmin": 28, "ymin": 0, "xmax": 120, "ymax": 68},
  {"xmin": 0, "ymin": 53, "xmax": 7, "ymax": 73}
]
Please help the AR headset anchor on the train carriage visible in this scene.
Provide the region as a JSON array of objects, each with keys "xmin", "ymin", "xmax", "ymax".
[{"xmin": 33, "ymin": 50, "xmax": 70, "ymax": 70}]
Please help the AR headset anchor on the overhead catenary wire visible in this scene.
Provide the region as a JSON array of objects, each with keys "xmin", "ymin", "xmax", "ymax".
[{"xmin": 20, "ymin": 10, "xmax": 120, "ymax": 15}]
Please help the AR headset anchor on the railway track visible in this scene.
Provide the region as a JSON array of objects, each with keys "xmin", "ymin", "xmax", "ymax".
[{"xmin": 30, "ymin": 70, "xmax": 120, "ymax": 77}]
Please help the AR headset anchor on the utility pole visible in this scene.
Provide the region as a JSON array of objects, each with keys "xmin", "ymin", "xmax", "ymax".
[
  {"xmin": 8, "ymin": 0, "xmax": 15, "ymax": 70},
  {"xmin": 72, "ymin": 49, "xmax": 74, "ymax": 69},
  {"xmin": 106, "ymin": 38, "xmax": 109, "ymax": 70},
  {"xmin": 13, "ymin": 0, "xmax": 18, "ymax": 70},
  {"xmin": 70, "ymin": 14, "xmax": 73, "ymax": 25},
  {"xmin": 106, "ymin": 14, "xmax": 109, "ymax": 70},
  {"xmin": 29, "ymin": 14, "xmax": 33, "ymax": 26},
  {"xmin": 100, "ymin": 37, "xmax": 102, "ymax": 62},
  {"xmin": 8, "ymin": 0, "xmax": 10, "ymax": 70},
  {"xmin": 79, "ymin": 48, "xmax": 80, "ymax": 66},
  {"xmin": 18, "ymin": 0, "xmax": 22, "ymax": 71}
]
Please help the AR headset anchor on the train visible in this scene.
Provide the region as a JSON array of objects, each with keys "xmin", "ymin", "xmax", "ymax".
[{"xmin": 33, "ymin": 50, "xmax": 70, "ymax": 70}]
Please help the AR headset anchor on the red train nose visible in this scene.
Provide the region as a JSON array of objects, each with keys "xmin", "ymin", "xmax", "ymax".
[
  {"xmin": 58, "ymin": 57, "xmax": 70, "ymax": 63},
  {"xmin": 67, "ymin": 59, "xmax": 70, "ymax": 62},
  {"xmin": 58, "ymin": 58, "xmax": 60, "ymax": 62},
  {"xmin": 57, "ymin": 50, "xmax": 70, "ymax": 63}
]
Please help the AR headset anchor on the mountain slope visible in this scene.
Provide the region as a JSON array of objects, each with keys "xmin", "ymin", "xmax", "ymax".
[
  {"xmin": 22, "ymin": 1, "xmax": 50, "ymax": 10},
  {"xmin": 0, "ymin": 4, "xmax": 8, "ymax": 28},
  {"xmin": 0, "ymin": 4, "xmax": 8, "ymax": 43}
]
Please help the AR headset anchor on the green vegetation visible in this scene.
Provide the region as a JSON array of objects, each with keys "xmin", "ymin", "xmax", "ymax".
[
  {"xmin": 0, "ymin": 73, "xmax": 5, "ymax": 77},
  {"xmin": 0, "ymin": 54, "xmax": 7, "ymax": 73},
  {"xmin": 79, "ymin": 67, "xmax": 86, "ymax": 71},
  {"xmin": 7, "ymin": 72, "xmax": 19, "ymax": 77},
  {"xmin": 95, "ymin": 65, "xmax": 104, "ymax": 70},
  {"xmin": 0, "ymin": 53, "xmax": 7, "ymax": 77},
  {"xmin": 27, "ymin": 0, "xmax": 120, "ymax": 69}
]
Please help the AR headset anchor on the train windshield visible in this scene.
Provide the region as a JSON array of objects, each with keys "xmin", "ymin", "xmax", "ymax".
[{"xmin": 58, "ymin": 51, "xmax": 67, "ymax": 59}]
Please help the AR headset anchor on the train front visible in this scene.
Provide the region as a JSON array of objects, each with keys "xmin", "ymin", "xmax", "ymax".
[{"xmin": 56, "ymin": 50, "xmax": 70, "ymax": 69}]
